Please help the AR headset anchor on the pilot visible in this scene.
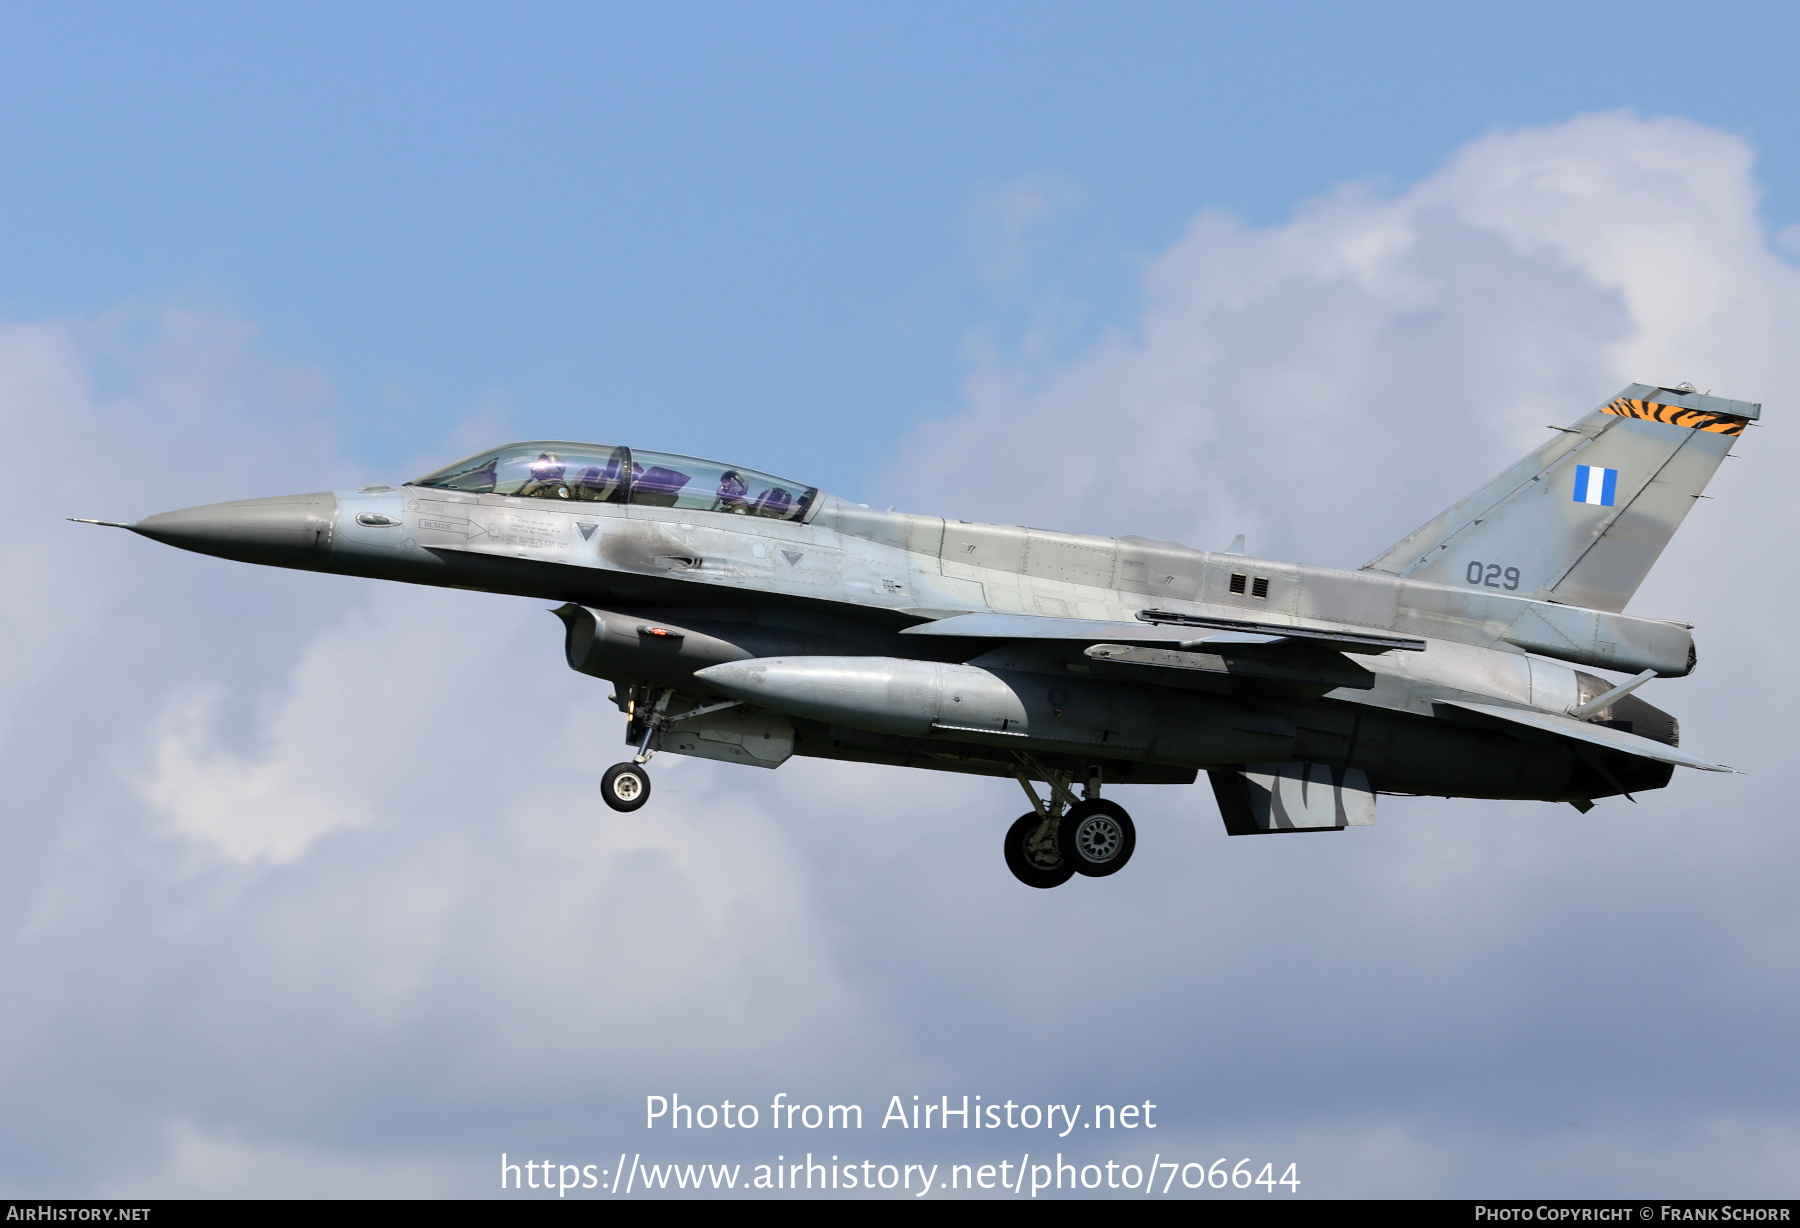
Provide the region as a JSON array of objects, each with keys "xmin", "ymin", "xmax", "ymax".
[
  {"xmin": 714, "ymin": 469, "xmax": 751, "ymax": 513},
  {"xmin": 517, "ymin": 452, "xmax": 570, "ymax": 499}
]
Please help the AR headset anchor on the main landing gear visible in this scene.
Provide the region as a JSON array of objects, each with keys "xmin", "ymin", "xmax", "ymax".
[
  {"xmin": 1003, "ymin": 755, "xmax": 1136, "ymax": 888},
  {"xmin": 1004, "ymin": 812, "xmax": 1073, "ymax": 889}
]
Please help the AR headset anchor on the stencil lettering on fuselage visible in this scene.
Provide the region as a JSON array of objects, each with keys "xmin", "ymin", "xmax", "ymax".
[
  {"xmin": 474, "ymin": 507, "xmax": 565, "ymax": 555},
  {"xmin": 411, "ymin": 498, "xmax": 480, "ymax": 546}
]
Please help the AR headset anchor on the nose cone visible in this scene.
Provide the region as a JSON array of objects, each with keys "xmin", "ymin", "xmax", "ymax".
[{"xmin": 132, "ymin": 492, "xmax": 338, "ymax": 569}]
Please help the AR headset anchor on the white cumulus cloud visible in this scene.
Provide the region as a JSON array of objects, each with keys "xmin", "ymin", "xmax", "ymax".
[
  {"xmin": 5, "ymin": 111, "xmax": 1800, "ymax": 1198},
  {"xmin": 889, "ymin": 110, "xmax": 1798, "ymax": 588}
]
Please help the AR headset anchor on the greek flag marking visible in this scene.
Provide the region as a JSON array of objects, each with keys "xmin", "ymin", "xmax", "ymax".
[{"xmin": 1573, "ymin": 464, "xmax": 1617, "ymax": 507}]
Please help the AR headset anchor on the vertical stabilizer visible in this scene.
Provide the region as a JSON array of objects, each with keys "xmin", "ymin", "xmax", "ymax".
[{"xmin": 1363, "ymin": 384, "xmax": 1758, "ymax": 613}]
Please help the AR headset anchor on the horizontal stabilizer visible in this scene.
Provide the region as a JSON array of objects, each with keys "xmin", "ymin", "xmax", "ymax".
[{"xmin": 1442, "ymin": 700, "xmax": 1733, "ymax": 773}]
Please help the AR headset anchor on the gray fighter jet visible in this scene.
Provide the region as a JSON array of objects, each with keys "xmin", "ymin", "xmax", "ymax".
[{"xmin": 77, "ymin": 383, "xmax": 1749, "ymax": 887}]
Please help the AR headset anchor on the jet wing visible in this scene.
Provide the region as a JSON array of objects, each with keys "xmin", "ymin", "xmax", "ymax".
[
  {"xmin": 902, "ymin": 610, "xmax": 1424, "ymax": 654},
  {"xmin": 1442, "ymin": 700, "xmax": 1734, "ymax": 773}
]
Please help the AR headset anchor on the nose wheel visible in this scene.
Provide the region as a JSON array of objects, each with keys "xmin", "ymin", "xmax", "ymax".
[{"xmin": 602, "ymin": 762, "xmax": 652, "ymax": 812}]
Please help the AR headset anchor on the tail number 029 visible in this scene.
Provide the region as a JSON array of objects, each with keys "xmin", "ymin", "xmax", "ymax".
[{"xmin": 1465, "ymin": 561, "xmax": 1520, "ymax": 591}]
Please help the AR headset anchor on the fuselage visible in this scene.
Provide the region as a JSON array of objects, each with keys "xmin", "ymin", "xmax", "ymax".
[{"xmin": 125, "ymin": 445, "xmax": 1691, "ymax": 804}]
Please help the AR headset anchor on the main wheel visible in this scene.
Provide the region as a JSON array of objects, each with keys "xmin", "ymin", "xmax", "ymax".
[
  {"xmin": 1060, "ymin": 799, "xmax": 1135, "ymax": 877},
  {"xmin": 601, "ymin": 762, "xmax": 652, "ymax": 812},
  {"xmin": 1004, "ymin": 813, "xmax": 1074, "ymax": 889}
]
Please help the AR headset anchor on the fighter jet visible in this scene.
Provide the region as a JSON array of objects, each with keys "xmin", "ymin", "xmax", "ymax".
[{"xmin": 77, "ymin": 383, "xmax": 1748, "ymax": 887}]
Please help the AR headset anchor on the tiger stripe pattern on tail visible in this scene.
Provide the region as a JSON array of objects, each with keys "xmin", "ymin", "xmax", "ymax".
[{"xmin": 1601, "ymin": 397, "xmax": 1749, "ymax": 435}]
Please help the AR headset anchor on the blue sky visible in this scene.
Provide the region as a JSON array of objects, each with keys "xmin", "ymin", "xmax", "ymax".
[
  {"xmin": 5, "ymin": 2, "xmax": 1800, "ymax": 1199},
  {"xmin": 6, "ymin": 2, "xmax": 1800, "ymax": 488}
]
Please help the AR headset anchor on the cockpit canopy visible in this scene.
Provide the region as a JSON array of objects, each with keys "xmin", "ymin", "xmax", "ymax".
[{"xmin": 412, "ymin": 441, "xmax": 817, "ymax": 522}]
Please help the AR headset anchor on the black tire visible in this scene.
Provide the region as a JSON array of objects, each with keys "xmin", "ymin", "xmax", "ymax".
[
  {"xmin": 1004, "ymin": 813, "xmax": 1074, "ymax": 889},
  {"xmin": 601, "ymin": 762, "xmax": 652, "ymax": 812},
  {"xmin": 1060, "ymin": 799, "xmax": 1135, "ymax": 877}
]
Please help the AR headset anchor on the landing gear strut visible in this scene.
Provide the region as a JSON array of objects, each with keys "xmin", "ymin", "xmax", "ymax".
[
  {"xmin": 1003, "ymin": 756, "xmax": 1135, "ymax": 887},
  {"xmin": 602, "ymin": 685, "xmax": 669, "ymax": 814}
]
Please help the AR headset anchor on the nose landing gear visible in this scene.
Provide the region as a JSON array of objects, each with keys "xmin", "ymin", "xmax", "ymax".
[
  {"xmin": 602, "ymin": 687, "xmax": 757, "ymax": 813},
  {"xmin": 1004, "ymin": 756, "xmax": 1135, "ymax": 887},
  {"xmin": 602, "ymin": 685, "xmax": 667, "ymax": 813}
]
